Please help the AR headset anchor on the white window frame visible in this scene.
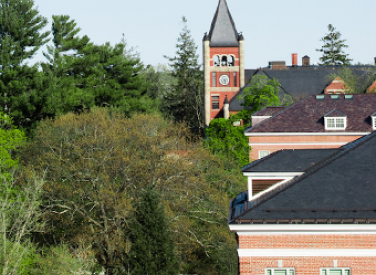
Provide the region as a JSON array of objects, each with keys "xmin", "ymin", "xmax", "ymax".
[
  {"xmin": 325, "ymin": 117, "xmax": 346, "ymax": 130},
  {"xmin": 265, "ymin": 268, "xmax": 295, "ymax": 275},
  {"xmin": 372, "ymin": 116, "xmax": 376, "ymax": 130},
  {"xmin": 321, "ymin": 268, "xmax": 351, "ymax": 275},
  {"xmin": 259, "ymin": 150, "xmax": 270, "ymax": 159}
]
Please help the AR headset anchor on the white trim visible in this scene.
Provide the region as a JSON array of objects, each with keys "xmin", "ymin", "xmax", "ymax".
[
  {"xmin": 266, "ymin": 267, "xmax": 295, "ymax": 275},
  {"xmin": 249, "ymin": 178, "xmax": 293, "ymax": 202},
  {"xmin": 229, "ymin": 224, "xmax": 376, "ymax": 232},
  {"xmin": 372, "ymin": 116, "xmax": 376, "ymax": 130},
  {"xmin": 243, "ymin": 172, "xmax": 303, "ymax": 178},
  {"xmin": 238, "ymin": 249, "xmax": 376, "ymax": 257},
  {"xmin": 245, "ymin": 132, "xmax": 370, "ymax": 137},
  {"xmin": 252, "ymin": 116, "xmax": 272, "ymax": 119},
  {"xmin": 249, "ymin": 142, "xmax": 347, "ymax": 146},
  {"xmin": 321, "ymin": 267, "xmax": 350, "ymax": 275},
  {"xmin": 325, "ymin": 117, "xmax": 347, "ymax": 130}
]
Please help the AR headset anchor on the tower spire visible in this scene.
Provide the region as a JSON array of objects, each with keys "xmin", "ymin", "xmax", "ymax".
[{"xmin": 208, "ymin": 0, "xmax": 239, "ymax": 46}]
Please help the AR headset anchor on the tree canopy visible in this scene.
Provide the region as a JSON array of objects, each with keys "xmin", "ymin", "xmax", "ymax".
[{"xmin": 316, "ymin": 24, "xmax": 352, "ymax": 66}]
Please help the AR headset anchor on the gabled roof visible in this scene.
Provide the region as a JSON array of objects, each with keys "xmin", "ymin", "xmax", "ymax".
[
  {"xmin": 229, "ymin": 66, "xmax": 374, "ymax": 110},
  {"xmin": 252, "ymin": 106, "xmax": 286, "ymax": 117},
  {"xmin": 242, "ymin": 149, "xmax": 340, "ymax": 173},
  {"xmin": 208, "ymin": 0, "xmax": 240, "ymax": 47},
  {"xmin": 229, "ymin": 131, "xmax": 376, "ymax": 224},
  {"xmin": 246, "ymin": 94, "xmax": 376, "ymax": 134}
]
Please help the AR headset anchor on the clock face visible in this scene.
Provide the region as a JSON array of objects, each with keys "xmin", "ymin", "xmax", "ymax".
[{"xmin": 219, "ymin": 75, "xmax": 230, "ymax": 86}]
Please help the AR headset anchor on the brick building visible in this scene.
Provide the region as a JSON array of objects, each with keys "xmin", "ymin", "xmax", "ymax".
[
  {"xmin": 228, "ymin": 132, "xmax": 376, "ymax": 275},
  {"xmin": 203, "ymin": 0, "xmax": 375, "ymax": 127},
  {"xmin": 246, "ymin": 94, "xmax": 376, "ymax": 160}
]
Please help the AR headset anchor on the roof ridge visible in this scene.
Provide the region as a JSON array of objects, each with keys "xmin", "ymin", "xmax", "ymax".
[{"xmin": 232, "ymin": 131, "xmax": 376, "ymax": 222}]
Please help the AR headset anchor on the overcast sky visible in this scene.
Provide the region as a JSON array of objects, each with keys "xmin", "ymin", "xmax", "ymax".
[{"xmin": 32, "ymin": 0, "xmax": 376, "ymax": 69}]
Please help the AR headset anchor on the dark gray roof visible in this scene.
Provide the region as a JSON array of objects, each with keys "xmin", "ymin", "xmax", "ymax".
[
  {"xmin": 229, "ymin": 132, "xmax": 376, "ymax": 224},
  {"xmin": 241, "ymin": 149, "xmax": 340, "ymax": 173},
  {"xmin": 208, "ymin": 0, "xmax": 240, "ymax": 47},
  {"xmin": 229, "ymin": 66, "xmax": 375, "ymax": 111},
  {"xmin": 252, "ymin": 106, "xmax": 286, "ymax": 117}
]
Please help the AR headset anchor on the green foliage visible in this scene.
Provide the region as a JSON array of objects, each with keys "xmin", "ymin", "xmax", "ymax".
[
  {"xmin": 316, "ymin": 24, "xmax": 352, "ymax": 66},
  {"xmin": 0, "ymin": 0, "xmax": 51, "ymax": 129},
  {"xmin": 205, "ymin": 118, "xmax": 250, "ymax": 168},
  {"xmin": 128, "ymin": 185, "xmax": 179, "ymax": 275},
  {"xmin": 164, "ymin": 16, "xmax": 204, "ymax": 135},
  {"xmin": 22, "ymin": 109, "xmax": 243, "ymax": 274},
  {"xmin": 0, "ymin": 113, "xmax": 25, "ymax": 182},
  {"xmin": 239, "ymin": 75, "xmax": 283, "ymax": 122}
]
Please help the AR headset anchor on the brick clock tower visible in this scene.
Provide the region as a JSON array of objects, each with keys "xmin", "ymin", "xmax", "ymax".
[{"xmin": 203, "ymin": 0, "xmax": 244, "ymax": 127}]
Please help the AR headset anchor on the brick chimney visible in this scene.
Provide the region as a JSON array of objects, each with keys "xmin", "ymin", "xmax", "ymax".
[
  {"xmin": 292, "ymin": 53, "xmax": 298, "ymax": 66},
  {"xmin": 302, "ymin": 55, "xmax": 310, "ymax": 66}
]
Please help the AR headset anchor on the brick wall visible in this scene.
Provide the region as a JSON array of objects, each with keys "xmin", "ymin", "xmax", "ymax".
[
  {"xmin": 240, "ymin": 256, "xmax": 376, "ymax": 275},
  {"xmin": 238, "ymin": 234, "xmax": 376, "ymax": 275},
  {"xmin": 249, "ymin": 135, "xmax": 363, "ymax": 161}
]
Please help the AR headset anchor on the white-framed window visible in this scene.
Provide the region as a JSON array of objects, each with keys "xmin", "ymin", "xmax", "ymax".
[
  {"xmin": 259, "ymin": 150, "xmax": 270, "ymax": 159},
  {"xmin": 325, "ymin": 117, "xmax": 346, "ymax": 130},
  {"xmin": 372, "ymin": 116, "xmax": 376, "ymax": 130},
  {"xmin": 211, "ymin": 96, "xmax": 219, "ymax": 110},
  {"xmin": 266, "ymin": 268, "xmax": 295, "ymax": 275},
  {"xmin": 321, "ymin": 268, "xmax": 350, "ymax": 275},
  {"xmin": 228, "ymin": 55, "xmax": 235, "ymax": 66},
  {"xmin": 213, "ymin": 55, "xmax": 220, "ymax": 66}
]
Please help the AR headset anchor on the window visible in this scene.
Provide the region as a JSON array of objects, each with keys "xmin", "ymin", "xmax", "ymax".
[
  {"xmin": 228, "ymin": 55, "xmax": 235, "ymax": 66},
  {"xmin": 212, "ymin": 96, "xmax": 219, "ymax": 109},
  {"xmin": 259, "ymin": 150, "xmax": 270, "ymax": 159},
  {"xmin": 221, "ymin": 55, "xmax": 227, "ymax": 66},
  {"xmin": 212, "ymin": 72, "xmax": 216, "ymax": 87},
  {"xmin": 266, "ymin": 268, "xmax": 295, "ymax": 275},
  {"xmin": 214, "ymin": 55, "xmax": 220, "ymax": 66},
  {"xmin": 321, "ymin": 268, "xmax": 350, "ymax": 275},
  {"xmin": 373, "ymin": 116, "xmax": 376, "ymax": 130},
  {"xmin": 325, "ymin": 117, "xmax": 346, "ymax": 130},
  {"xmin": 233, "ymin": 72, "xmax": 237, "ymax": 87}
]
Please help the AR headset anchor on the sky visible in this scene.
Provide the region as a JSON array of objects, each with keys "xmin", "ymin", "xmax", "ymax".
[{"xmin": 31, "ymin": 0, "xmax": 376, "ymax": 69}]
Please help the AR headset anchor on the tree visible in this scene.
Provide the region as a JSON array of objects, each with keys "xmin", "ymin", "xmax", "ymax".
[
  {"xmin": 0, "ymin": 0, "xmax": 50, "ymax": 129},
  {"xmin": 128, "ymin": 185, "xmax": 179, "ymax": 275},
  {"xmin": 164, "ymin": 16, "xmax": 204, "ymax": 135},
  {"xmin": 21, "ymin": 109, "xmax": 243, "ymax": 275},
  {"xmin": 316, "ymin": 24, "xmax": 352, "ymax": 66}
]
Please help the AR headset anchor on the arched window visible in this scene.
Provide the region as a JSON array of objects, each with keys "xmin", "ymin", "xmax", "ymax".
[
  {"xmin": 213, "ymin": 55, "xmax": 220, "ymax": 66},
  {"xmin": 228, "ymin": 55, "xmax": 235, "ymax": 66},
  {"xmin": 221, "ymin": 55, "xmax": 227, "ymax": 66}
]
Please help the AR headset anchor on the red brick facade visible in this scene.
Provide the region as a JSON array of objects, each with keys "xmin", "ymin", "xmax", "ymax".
[
  {"xmin": 238, "ymin": 234, "xmax": 376, "ymax": 275},
  {"xmin": 249, "ymin": 135, "xmax": 363, "ymax": 161}
]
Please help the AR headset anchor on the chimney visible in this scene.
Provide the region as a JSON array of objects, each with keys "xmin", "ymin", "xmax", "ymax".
[
  {"xmin": 302, "ymin": 55, "xmax": 310, "ymax": 66},
  {"xmin": 292, "ymin": 53, "xmax": 298, "ymax": 66}
]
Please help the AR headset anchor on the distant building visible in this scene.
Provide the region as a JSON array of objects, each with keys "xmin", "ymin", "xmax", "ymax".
[{"xmin": 203, "ymin": 0, "xmax": 375, "ymax": 127}]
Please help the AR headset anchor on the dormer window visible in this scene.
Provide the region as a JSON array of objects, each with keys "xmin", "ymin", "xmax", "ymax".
[
  {"xmin": 371, "ymin": 113, "xmax": 376, "ymax": 130},
  {"xmin": 324, "ymin": 110, "xmax": 347, "ymax": 130}
]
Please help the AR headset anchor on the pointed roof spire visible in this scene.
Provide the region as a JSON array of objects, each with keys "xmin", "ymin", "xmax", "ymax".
[{"xmin": 208, "ymin": 0, "xmax": 240, "ymax": 46}]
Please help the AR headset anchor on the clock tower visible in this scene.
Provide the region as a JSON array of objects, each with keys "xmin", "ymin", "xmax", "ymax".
[{"xmin": 203, "ymin": 0, "xmax": 244, "ymax": 127}]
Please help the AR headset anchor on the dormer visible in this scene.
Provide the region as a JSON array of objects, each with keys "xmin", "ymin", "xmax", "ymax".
[
  {"xmin": 324, "ymin": 109, "xmax": 347, "ymax": 130},
  {"xmin": 324, "ymin": 77, "xmax": 346, "ymax": 94}
]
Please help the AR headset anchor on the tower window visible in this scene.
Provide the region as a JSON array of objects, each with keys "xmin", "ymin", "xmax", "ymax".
[
  {"xmin": 228, "ymin": 55, "xmax": 235, "ymax": 66},
  {"xmin": 212, "ymin": 96, "xmax": 219, "ymax": 109},
  {"xmin": 212, "ymin": 72, "xmax": 216, "ymax": 87},
  {"xmin": 233, "ymin": 72, "xmax": 237, "ymax": 87},
  {"xmin": 214, "ymin": 55, "xmax": 220, "ymax": 66},
  {"xmin": 221, "ymin": 55, "xmax": 227, "ymax": 66}
]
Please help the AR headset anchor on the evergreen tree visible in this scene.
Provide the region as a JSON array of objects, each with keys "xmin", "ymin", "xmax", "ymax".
[
  {"xmin": 128, "ymin": 185, "xmax": 179, "ymax": 275},
  {"xmin": 316, "ymin": 24, "xmax": 352, "ymax": 66},
  {"xmin": 164, "ymin": 16, "xmax": 204, "ymax": 135},
  {"xmin": 0, "ymin": 0, "xmax": 50, "ymax": 129}
]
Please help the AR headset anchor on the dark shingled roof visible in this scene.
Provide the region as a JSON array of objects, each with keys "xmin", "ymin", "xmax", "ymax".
[
  {"xmin": 229, "ymin": 66, "xmax": 375, "ymax": 111},
  {"xmin": 252, "ymin": 106, "xmax": 286, "ymax": 117},
  {"xmin": 241, "ymin": 149, "xmax": 340, "ymax": 173},
  {"xmin": 229, "ymin": 131, "xmax": 376, "ymax": 224},
  {"xmin": 246, "ymin": 94, "xmax": 376, "ymax": 134},
  {"xmin": 208, "ymin": 0, "xmax": 239, "ymax": 47}
]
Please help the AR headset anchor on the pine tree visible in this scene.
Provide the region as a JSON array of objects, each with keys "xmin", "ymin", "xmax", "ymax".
[
  {"xmin": 0, "ymin": 0, "xmax": 50, "ymax": 129},
  {"xmin": 316, "ymin": 24, "xmax": 352, "ymax": 66},
  {"xmin": 128, "ymin": 185, "xmax": 179, "ymax": 275},
  {"xmin": 164, "ymin": 16, "xmax": 204, "ymax": 135}
]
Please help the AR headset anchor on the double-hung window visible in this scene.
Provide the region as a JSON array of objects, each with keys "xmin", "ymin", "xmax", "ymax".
[
  {"xmin": 266, "ymin": 268, "xmax": 295, "ymax": 275},
  {"xmin": 325, "ymin": 117, "xmax": 346, "ymax": 130},
  {"xmin": 321, "ymin": 268, "xmax": 350, "ymax": 275}
]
